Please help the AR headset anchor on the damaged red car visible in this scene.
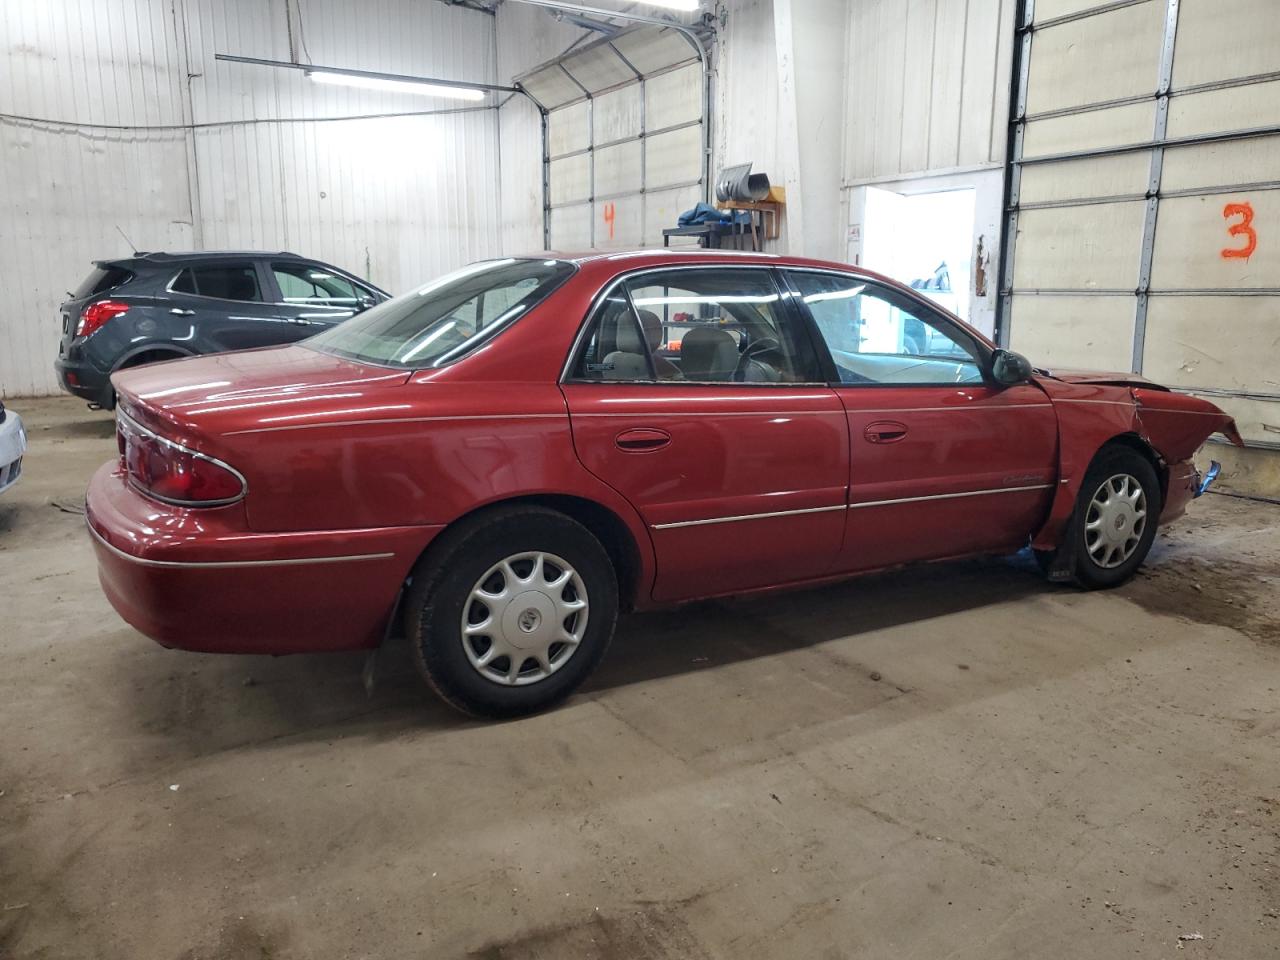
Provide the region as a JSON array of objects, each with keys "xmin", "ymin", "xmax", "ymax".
[{"xmin": 86, "ymin": 251, "xmax": 1242, "ymax": 717}]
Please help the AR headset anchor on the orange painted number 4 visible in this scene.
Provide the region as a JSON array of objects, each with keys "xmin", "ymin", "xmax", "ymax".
[
  {"xmin": 1221, "ymin": 201, "xmax": 1257, "ymax": 259},
  {"xmin": 602, "ymin": 202, "xmax": 616, "ymax": 241}
]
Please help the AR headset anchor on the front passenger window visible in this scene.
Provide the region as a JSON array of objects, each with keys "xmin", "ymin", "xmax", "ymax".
[{"xmin": 788, "ymin": 272, "xmax": 984, "ymax": 385}]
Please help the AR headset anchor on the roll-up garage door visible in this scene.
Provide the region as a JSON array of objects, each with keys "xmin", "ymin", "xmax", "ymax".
[
  {"xmin": 1002, "ymin": 0, "xmax": 1280, "ymax": 448},
  {"xmin": 515, "ymin": 26, "xmax": 707, "ymax": 251}
]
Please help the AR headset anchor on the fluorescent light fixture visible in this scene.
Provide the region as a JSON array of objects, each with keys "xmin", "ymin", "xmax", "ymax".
[{"xmin": 308, "ymin": 70, "xmax": 485, "ymax": 101}]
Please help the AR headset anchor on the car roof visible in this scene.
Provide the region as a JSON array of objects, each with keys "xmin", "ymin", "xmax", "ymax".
[
  {"xmin": 517, "ymin": 248, "xmax": 867, "ymax": 273},
  {"xmin": 124, "ymin": 250, "xmax": 304, "ymax": 262}
]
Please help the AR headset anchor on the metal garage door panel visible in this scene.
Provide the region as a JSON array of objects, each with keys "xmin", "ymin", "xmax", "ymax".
[
  {"xmin": 549, "ymin": 101, "xmax": 590, "ymax": 157},
  {"xmin": 595, "ymin": 141, "xmax": 642, "ymax": 198},
  {"xmin": 549, "ymin": 154, "xmax": 590, "ymax": 205},
  {"xmin": 550, "ymin": 202, "xmax": 591, "ymax": 250},
  {"xmin": 520, "ymin": 67, "xmax": 584, "ymax": 110},
  {"xmin": 645, "ymin": 184, "xmax": 700, "ymax": 243},
  {"xmin": 1019, "ymin": 154, "xmax": 1150, "ymax": 204},
  {"xmin": 593, "ymin": 195, "xmax": 643, "ymax": 250},
  {"xmin": 1025, "ymin": 2, "xmax": 1165, "ymax": 115},
  {"xmin": 1023, "ymin": 102, "xmax": 1153, "ymax": 158},
  {"xmin": 645, "ymin": 63, "xmax": 701, "ymax": 130},
  {"xmin": 562, "ymin": 43, "xmax": 635, "ymax": 94},
  {"xmin": 1009, "ymin": 295, "xmax": 1136, "ymax": 371},
  {"xmin": 1013, "ymin": 201, "xmax": 1146, "ymax": 290},
  {"xmin": 1143, "ymin": 296, "xmax": 1280, "ymax": 393},
  {"xmin": 645, "ymin": 125, "xmax": 701, "ymax": 190},
  {"xmin": 1167, "ymin": 80, "xmax": 1280, "ymax": 140},
  {"xmin": 593, "ymin": 85, "xmax": 641, "ymax": 145},
  {"xmin": 1163, "ymin": 136, "xmax": 1280, "ymax": 192},
  {"xmin": 1173, "ymin": 0, "xmax": 1280, "ymax": 88},
  {"xmin": 611, "ymin": 28, "xmax": 697, "ymax": 76},
  {"xmin": 1034, "ymin": 0, "xmax": 1131, "ymax": 21},
  {"xmin": 1150, "ymin": 193, "xmax": 1280, "ymax": 289}
]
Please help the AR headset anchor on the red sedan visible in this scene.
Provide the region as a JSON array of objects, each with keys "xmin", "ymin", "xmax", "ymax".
[{"xmin": 87, "ymin": 251, "xmax": 1241, "ymax": 717}]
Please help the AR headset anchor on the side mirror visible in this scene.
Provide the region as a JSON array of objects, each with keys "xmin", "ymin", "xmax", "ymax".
[{"xmin": 991, "ymin": 348, "xmax": 1034, "ymax": 386}]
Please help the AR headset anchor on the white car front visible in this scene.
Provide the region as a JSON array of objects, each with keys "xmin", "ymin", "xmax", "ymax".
[{"xmin": 0, "ymin": 402, "xmax": 27, "ymax": 494}]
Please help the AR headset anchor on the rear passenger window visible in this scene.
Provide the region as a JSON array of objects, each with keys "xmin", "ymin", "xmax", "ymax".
[
  {"xmin": 171, "ymin": 264, "xmax": 263, "ymax": 302},
  {"xmin": 572, "ymin": 268, "xmax": 821, "ymax": 384},
  {"xmin": 272, "ymin": 262, "xmax": 362, "ymax": 307}
]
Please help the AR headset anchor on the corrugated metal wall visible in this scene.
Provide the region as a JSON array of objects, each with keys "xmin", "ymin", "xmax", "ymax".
[
  {"xmin": 0, "ymin": 0, "xmax": 502, "ymax": 398},
  {"xmin": 844, "ymin": 0, "xmax": 1014, "ymax": 184}
]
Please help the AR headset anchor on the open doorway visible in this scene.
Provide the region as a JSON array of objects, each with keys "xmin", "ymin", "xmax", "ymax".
[{"xmin": 857, "ymin": 186, "xmax": 977, "ymax": 325}]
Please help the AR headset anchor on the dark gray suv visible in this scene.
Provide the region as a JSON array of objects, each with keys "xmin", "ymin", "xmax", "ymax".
[{"xmin": 55, "ymin": 251, "xmax": 389, "ymax": 409}]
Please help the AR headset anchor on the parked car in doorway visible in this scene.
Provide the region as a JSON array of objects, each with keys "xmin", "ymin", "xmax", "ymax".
[
  {"xmin": 0, "ymin": 399, "xmax": 27, "ymax": 496},
  {"xmin": 55, "ymin": 251, "xmax": 389, "ymax": 409},
  {"xmin": 86, "ymin": 251, "xmax": 1241, "ymax": 719}
]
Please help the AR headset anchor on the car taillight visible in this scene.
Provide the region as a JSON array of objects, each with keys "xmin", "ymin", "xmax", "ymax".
[
  {"xmin": 118, "ymin": 414, "xmax": 246, "ymax": 507},
  {"xmin": 77, "ymin": 300, "xmax": 129, "ymax": 337}
]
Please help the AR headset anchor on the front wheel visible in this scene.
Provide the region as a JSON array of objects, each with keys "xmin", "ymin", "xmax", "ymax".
[
  {"xmin": 1047, "ymin": 447, "xmax": 1162, "ymax": 589},
  {"xmin": 404, "ymin": 506, "xmax": 619, "ymax": 718}
]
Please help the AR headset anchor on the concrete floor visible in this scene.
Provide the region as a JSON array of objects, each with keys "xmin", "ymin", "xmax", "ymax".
[{"xmin": 1, "ymin": 395, "xmax": 1278, "ymax": 960}]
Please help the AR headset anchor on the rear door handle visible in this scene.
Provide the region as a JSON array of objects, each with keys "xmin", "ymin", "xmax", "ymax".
[
  {"xmin": 169, "ymin": 308, "xmax": 195, "ymax": 317},
  {"xmin": 864, "ymin": 420, "xmax": 908, "ymax": 444},
  {"xmin": 615, "ymin": 427, "xmax": 672, "ymax": 452}
]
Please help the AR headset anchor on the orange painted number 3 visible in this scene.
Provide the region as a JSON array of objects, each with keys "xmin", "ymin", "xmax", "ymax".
[
  {"xmin": 1221, "ymin": 201, "xmax": 1257, "ymax": 259},
  {"xmin": 602, "ymin": 202, "xmax": 616, "ymax": 241}
]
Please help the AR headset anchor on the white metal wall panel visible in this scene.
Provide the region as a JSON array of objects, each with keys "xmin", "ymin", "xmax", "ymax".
[
  {"xmin": 1013, "ymin": 202, "xmax": 1146, "ymax": 290},
  {"xmin": 1009, "ymin": 295, "xmax": 1136, "ymax": 372},
  {"xmin": 1022, "ymin": 102, "xmax": 1153, "ymax": 158},
  {"xmin": 1024, "ymin": 1, "xmax": 1164, "ymax": 115},
  {"xmin": 1004, "ymin": 0, "xmax": 1280, "ymax": 453},
  {"xmin": 594, "ymin": 142, "xmax": 641, "ymax": 198},
  {"xmin": 593, "ymin": 86, "xmax": 642, "ymax": 144},
  {"xmin": 646, "ymin": 125, "xmax": 702, "ymax": 190},
  {"xmin": 644, "ymin": 63, "xmax": 701, "ymax": 131},
  {"xmin": 0, "ymin": 0, "xmax": 193, "ymax": 397},
  {"xmin": 1, "ymin": 0, "xmax": 504, "ymax": 398},
  {"xmin": 1167, "ymin": 80, "xmax": 1280, "ymax": 140},
  {"xmin": 1162, "ymin": 136, "xmax": 1280, "ymax": 193},
  {"xmin": 549, "ymin": 101, "xmax": 590, "ymax": 157},
  {"xmin": 1018, "ymin": 154, "xmax": 1149, "ymax": 204},
  {"xmin": 1143, "ymin": 297, "xmax": 1280, "ymax": 393},
  {"xmin": 1172, "ymin": 0, "xmax": 1280, "ymax": 88},
  {"xmin": 843, "ymin": 0, "xmax": 1015, "ymax": 184},
  {"xmin": 1150, "ymin": 193, "xmax": 1280, "ymax": 289}
]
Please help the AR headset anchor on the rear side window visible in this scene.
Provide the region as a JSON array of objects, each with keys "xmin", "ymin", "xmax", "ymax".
[
  {"xmin": 272, "ymin": 262, "xmax": 365, "ymax": 307},
  {"xmin": 572, "ymin": 267, "xmax": 822, "ymax": 384},
  {"xmin": 73, "ymin": 266, "xmax": 133, "ymax": 298},
  {"xmin": 170, "ymin": 264, "xmax": 263, "ymax": 302}
]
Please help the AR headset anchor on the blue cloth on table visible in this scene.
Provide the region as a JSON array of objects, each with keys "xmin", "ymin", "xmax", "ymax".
[{"xmin": 677, "ymin": 202, "xmax": 752, "ymax": 227}]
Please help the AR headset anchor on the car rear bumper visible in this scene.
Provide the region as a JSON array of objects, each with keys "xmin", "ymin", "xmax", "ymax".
[
  {"xmin": 0, "ymin": 411, "xmax": 27, "ymax": 494},
  {"xmin": 1160, "ymin": 458, "xmax": 1199, "ymax": 524},
  {"xmin": 85, "ymin": 461, "xmax": 442, "ymax": 654},
  {"xmin": 55, "ymin": 357, "xmax": 113, "ymax": 406}
]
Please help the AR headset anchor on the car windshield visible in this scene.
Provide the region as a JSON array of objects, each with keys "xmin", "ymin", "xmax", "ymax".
[{"xmin": 305, "ymin": 258, "xmax": 575, "ymax": 368}]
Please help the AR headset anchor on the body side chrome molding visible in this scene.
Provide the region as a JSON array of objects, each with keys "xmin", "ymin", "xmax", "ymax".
[
  {"xmin": 650, "ymin": 483, "xmax": 1057, "ymax": 529},
  {"xmin": 88, "ymin": 522, "xmax": 394, "ymax": 569}
]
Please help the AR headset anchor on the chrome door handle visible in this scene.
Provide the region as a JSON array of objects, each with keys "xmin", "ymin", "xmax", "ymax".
[
  {"xmin": 615, "ymin": 428, "xmax": 672, "ymax": 452},
  {"xmin": 169, "ymin": 308, "xmax": 195, "ymax": 316}
]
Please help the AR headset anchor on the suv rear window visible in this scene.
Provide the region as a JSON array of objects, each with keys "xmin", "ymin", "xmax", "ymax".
[
  {"xmin": 171, "ymin": 264, "xmax": 263, "ymax": 302},
  {"xmin": 73, "ymin": 266, "xmax": 134, "ymax": 299}
]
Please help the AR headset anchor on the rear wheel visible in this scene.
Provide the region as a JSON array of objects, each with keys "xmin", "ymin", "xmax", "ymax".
[
  {"xmin": 1046, "ymin": 447, "xmax": 1162, "ymax": 589},
  {"xmin": 404, "ymin": 506, "xmax": 618, "ymax": 718}
]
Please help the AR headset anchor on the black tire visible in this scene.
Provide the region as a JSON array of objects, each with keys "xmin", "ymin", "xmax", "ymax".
[
  {"xmin": 1057, "ymin": 446, "xmax": 1162, "ymax": 589},
  {"xmin": 404, "ymin": 505, "xmax": 618, "ymax": 719}
]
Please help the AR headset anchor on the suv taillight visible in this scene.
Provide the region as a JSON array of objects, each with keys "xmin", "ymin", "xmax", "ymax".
[
  {"xmin": 77, "ymin": 300, "xmax": 129, "ymax": 337},
  {"xmin": 118, "ymin": 413, "xmax": 246, "ymax": 507}
]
